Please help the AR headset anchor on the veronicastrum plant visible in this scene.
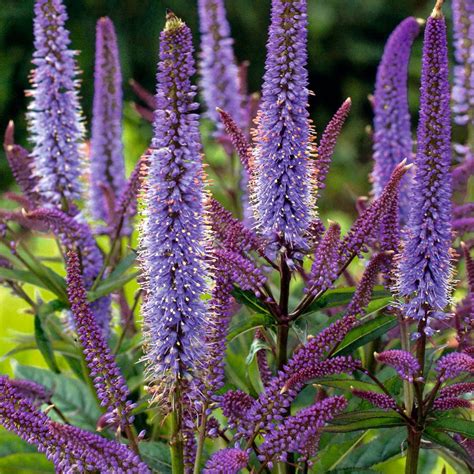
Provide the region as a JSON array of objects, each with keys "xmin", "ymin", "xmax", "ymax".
[{"xmin": 0, "ymin": 0, "xmax": 473, "ymax": 473}]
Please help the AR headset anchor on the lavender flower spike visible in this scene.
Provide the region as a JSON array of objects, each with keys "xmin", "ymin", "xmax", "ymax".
[
  {"xmin": 371, "ymin": 17, "xmax": 420, "ymax": 220},
  {"xmin": 435, "ymin": 352, "xmax": 474, "ymax": 382},
  {"xmin": 140, "ymin": 12, "xmax": 210, "ymax": 405},
  {"xmin": 398, "ymin": 3, "xmax": 453, "ymax": 323},
  {"xmin": 452, "ymin": 0, "xmax": 474, "ymax": 126},
  {"xmin": 28, "ymin": 0, "xmax": 85, "ymax": 206},
  {"xmin": 204, "ymin": 448, "xmax": 249, "ymax": 473},
  {"xmin": 66, "ymin": 251, "xmax": 134, "ymax": 429},
  {"xmin": 375, "ymin": 349, "xmax": 420, "ymax": 382},
  {"xmin": 252, "ymin": 0, "xmax": 316, "ymax": 252},
  {"xmin": 90, "ymin": 17, "xmax": 126, "ymax": 221},
  {"xmin": 198, "ymin": 0, "xmax": 244, "ymax": 130}
]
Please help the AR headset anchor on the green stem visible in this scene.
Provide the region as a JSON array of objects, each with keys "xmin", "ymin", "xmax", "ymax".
[
  {"xmin": 405, "ymin": 429, "xmax": 422, "ymax": 474},
  {"xmin": 170, "ymin": 401, "xmax": 184, "ymax": 474},
  {"xmin": 400, "ymin": 319, "xmax": 414, "ymax": 416},
  {"xmin": 193, "ymin": 406, "xmax": 208, "ymax": 474}
]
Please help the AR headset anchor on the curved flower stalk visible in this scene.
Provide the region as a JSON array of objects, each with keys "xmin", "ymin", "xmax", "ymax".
[
  {"xmin": 24, "ymin": 208, "xmax": 111, "ymax": 332},
  {"xmin": 452, "ymin": 0, "xmax": 474, "ymax": 126},
  {"xmin": 198, "ymin": 0, "xmax": 244, "ymax": 131},
  {"xmin": 258, "ymin": 396, "xmax": 347, "ymax": 467},
  {"xmin": 371, "ymin": 17, "xmax": 420, "ymax": 221},
  {"xmin": 252, "ymin": 0, "xmax": 316, "ymax": 252},
  {"xmin": 316, "ymin": 98, "xmax": 351, "ymax": 197},
  {"xmin": 27, "ymin": 0, "xmax": 85, "ymax": 207},
  {"xmin": 0, "ymin": 376, "xmax": 148, "ymax": 473},
  {"xmin": 398, "ymin": 3, "xmax": 453, "ymax": 329},
  {"xmin": 66, "ymin": 251, "xmax": 134, "ymax": 432},
  {"xmin": 139, "ymin": 11, "xmax": 210, "ymax": 407},
  {"xmin": 89, "ymin": 17, "xmax": 126, "ymax": 222}
]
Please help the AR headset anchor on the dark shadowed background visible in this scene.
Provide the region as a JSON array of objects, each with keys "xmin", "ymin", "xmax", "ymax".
[{"xmin": 0, "ymin": 0, "xmax": 451, "ymax": 212}]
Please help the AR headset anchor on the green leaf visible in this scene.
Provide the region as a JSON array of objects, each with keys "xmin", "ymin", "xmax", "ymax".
[
  {"xmin": 302, "ymin": 286, "xmax": 391, "ymax": 315},
  {"xmin": 0, "ymin": 432, "xmax": 37, "ymax": 458},
  {"xmin": 0, "ymin": 268, "xmax": 48, "ymax": 289},
  {"xmin": 333, "ymin": 314, "xmax": 398, "ymax": 356},
  {"xmin": 227, "ymin": 313, "xmax": 275, "ymax": 342},
  {"xmin": 0, "ymin": 454, "xmax": 54, "ymax": 473},
  {"xmin": 424, "ymin": 427, "xmax": 473, "ymax": 467},
  {"xmin": 139, "ymin": 442, "xmax": 172, "ymax": 473},
  {"xmin": 13, "ymin": 365, "xmax": 101, "ymax": 430},
  {"xmin": 325, "ymin": 411, "xmax": 404, "ymax": 433},
  {"xmin": 429, "ymin": 418, "xmax": 474, "ymax": 439},
  {"xmin": 245, "ymin": 338, "xmax": 270, "ymax": 365},
  {"xmin": 34, "ymin": 315, "xmax": 60, "ymax": 374},
  {"xmin": 317, "ymin": 377, "xmax": 383, "ymax": 394},
  {"xmin": 337, "ymin": 428, "xmax": 406, "ymax": 469},
  {"xmin": 88, "ymin": 271, "xmax": 139, "ymax": 301},
  {"xmin": 231, "ymin": 287, "xmax": 270, "ymax": 314}
]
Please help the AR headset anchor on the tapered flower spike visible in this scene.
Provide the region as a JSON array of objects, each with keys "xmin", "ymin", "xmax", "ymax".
[
  {"xmin": 316, "ymin": 98, "xmax": 351, "ymax": 196},
  {"xmin": 375, "ymin": 350, "xmax": 420, "ymax": 382},
  {"xmin": 221, "ymin": 390, "xmax": 255, "ymax": 428},
  {"xmin": 204, "ymin": 448, "xmax": 249, "ymax": 473},
  {"xmin": 7, "ymin": 378, "xmax": 52, "ymax": 407},
  {"xmin": 435, "ymin": 352, "xmax": 474, "ymax": 382},
  {"xmin": 198, "ymin": 0, "xmax": 244, "ymax": 131},
  {"xmin": 437, "ymin": 382, "xmax": 474, "ymax": 399},
  {"xmin": 306, "ymin": 222, "xmax": 341, "ymax": 295},
  {"xmin": 351, "ymin": 388, "xmax": 397, "ymax": 411},
  {"xmin": 259, "ymin": 396, "xmax": 347, "ymax": 466},
  {"xmin": 90, "ymin": 17, "xmax": 126, "ymax": 222},
  {"xmin": 371, "ymin": 17, "xmax": 420, "ymax": 221},
  {"xmin": 340, "ymin": 160, "xmax": 412, "ymax": 262},
  {"xmin": 398, "ymin": 3, "xmax": 453, "ymax": 326},
  {"xmin": 28, "ymin": 0, "xmax": 85, "ymax": 207},
  {"xmin": 140, "ymin": 11, "xmax": 210, "ymax": 406},
  {"xmin": 3, "ymin": 122, "xmax": 40, "ymax": 207},
  {"xmin": 433, "ymin": 397, "xmax": 472, "ymax": 411},
  {"xmin": 0, "ymin": 377, "xmax": 149, "ymax": 473},
  {"xmin": 66, "ymin": 251, "xmax": 134, "ymax": 429},
  {"xmin": 459, "ymin": 243, "xmax": 474, "ymax": 346},
  {"xmin": 252, "ymin": 0, "xmax": 316, "ymax": 252},
  {"xmin": 451, "ymin": 0, "xmax": 474, "ymax": 126}
]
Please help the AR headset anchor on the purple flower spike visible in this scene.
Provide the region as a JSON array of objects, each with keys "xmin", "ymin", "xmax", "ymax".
[
  {"xmin": 375, "ymin": 350, "xmax": 420, "ymax": 382},
  {"xmin": 252, "ymin": 0, "xmax": 316, "ymax": 252},
  {"xmin": 438, "ymin": 382, "xmax": 474, "ymax": 399},
  {"xmin": 340, "ymin": 160, "xmax": 412, "ymax": 262},
  {"xmin": 140, "ymin": 12, "xmax": 210, "ymax": 405},
  {"xmin": 306, "ymin": 222, "xmax": 341, "ymax": 295},
  {"xmin": 352, "ymin": 389, "xmax": 397, "ymax": 411},
  {"xmin": 452, "ymin": 0, "xmax": 474, "ymax": 126},
  {"xmin": 435, "ymin": 352, "xmax": 474, "ymax": 382},
  {"xmin": 221, "ymin": 390, "xmax": 255, "ymax": 428},
  {"xmin": 433, "ymin": 397, "xmax": 472, "ymax": 411},
  {"xmin": 7, "ymin": 378, "xmax": 52, "ymax": 407},
  {"xmin": 198, "ymin": 0, "xmax": 244, "ymax": 131},
  {"xmin": 204, "ymin": 448, "xmax": 249, "ymax": 474},
  {"xmin": 316, "ymin": 98, "xmax": 352, "ymax": 196},
  {"xmin": 259, "ymin": 396, "xmax": 347, "ymax": 465},
  {"xmin": 371, "ymin": 17, "xmax": 420, "ymax": 221},
  {"xmin": 90, "ymin": 17, "xmax": 126, "ymax": 222},
  {"xmin": 0, "ymin": 377, "xmax": 149, "ymax": 473},
  {"xmin": 3, "ymin": 122, "xmax": 40, "ymax": 207},
  {"xmin": 346, "ymin": 252, "xmax": 388, "ymax": 317},
  {"xmin": 398, "ymin": 5, "xmax": 453, "ymax": 323},
  {"xmin": 28, "ymin": 0, "xmax": 85, "ymax": 206},
  {"xmin": 66, "ymin": 251, "xmax": 134, "ymax": 429}
]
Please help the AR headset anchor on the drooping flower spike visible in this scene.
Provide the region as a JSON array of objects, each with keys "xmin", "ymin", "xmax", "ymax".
[
  {"xmin": 66, "ymin": 251, "xmax": 134, "ymax": 429},
  {"xmin": 435, "ymin": 352, "xmax": 474, "ymax": 382},
  {"xmin": 28, "ymin": 0, "xmax": 85, "ymax": 207},
  {"xmin": 375, "ymin": 350, "xmax": 420, "ymax": 382},
  {"xmin": 0, "ymin": 377, "xmax": 149, "ymax": 473},
  {"xmin": 252, "ymin": 0, "xmax": 316, "ymax": 252},
  {"xmin": 351, "ymin": 389, "xmax": 397, "ymax": 411},
  {"xmin": 198, "ymin": 0, "xmax": 244, "ymax": 131},
  {"xmin": 89, "ymin": 17, "xmax": 126, "ymax": 222},
  {"xmin": 140, "ymin": 11, "xmax": 210, "ymax": 406},
  {"xmin": 371, "ymin": 17, "xmax": 420, "ymax": 221},
  {"xmin": 398, "ymin": 1, "xmax": 453, "ymax": 326}
]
